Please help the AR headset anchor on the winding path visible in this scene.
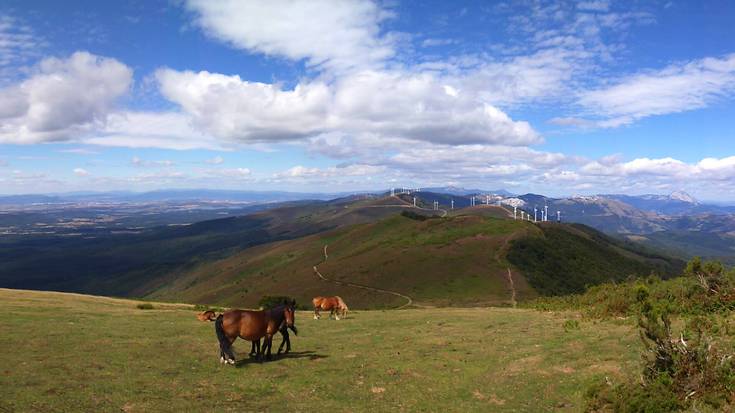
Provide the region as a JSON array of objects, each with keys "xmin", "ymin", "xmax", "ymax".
[
  {"xmin": 313, "ymin": 244, "xmax": 414, "ymax": 309},
  {"xmin": 357, "ymin": 195, "xmax": 448, "ymax": 217},
  {"xmin": 506, "ymin": 268, "xmax": 517, "ymax": 308}
]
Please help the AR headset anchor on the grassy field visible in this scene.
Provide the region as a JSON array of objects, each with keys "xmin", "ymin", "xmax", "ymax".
[{"xmin": 0, "ymin": 288, "xmax": 643, "ymax": 412}]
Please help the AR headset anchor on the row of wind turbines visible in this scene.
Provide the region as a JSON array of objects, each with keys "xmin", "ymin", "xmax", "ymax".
[{"xmin": 389, "ymin": 187, "xmax": 561, "ymax": 223}]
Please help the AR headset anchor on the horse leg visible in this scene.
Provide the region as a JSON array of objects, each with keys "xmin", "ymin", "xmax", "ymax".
[
  {"xmin": 225, "ymin": 337, "xmax": 237, "ymax": 364},
  {"xmin": 250, "ymin": 339, "xmax": 260, "ymax": 357},
  {"xmin": 314, "ymin": 307, "xmax": 320, "ymax": 320},
  {"xmin": 277, "ymin": 326, "xmax": 290, "ymax": 354},
  {"xmin": 264, "ymin": 334, "xmax": 274, "ymax": 360}
]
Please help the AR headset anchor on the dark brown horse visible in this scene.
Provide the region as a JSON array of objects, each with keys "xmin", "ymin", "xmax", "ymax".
[
  {"xmin": 211, "ymin": 300, "xmax": 297, "ymax": 364},
  {"xmin": 198, "ymin": 309, "xmax": 295, "ymax": 359}
]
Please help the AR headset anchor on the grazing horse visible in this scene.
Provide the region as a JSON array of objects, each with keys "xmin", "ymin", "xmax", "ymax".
[
  {"xmin": 198, "ymin": 310, "xmax": 294, "ymax": 356},
  {"xmin": 198, "ymin": 300, "xmax": 297, "ymax": 364},
  {"xmin": 312, "ymin": 296, "xmax": 349, "ymax": 320}
]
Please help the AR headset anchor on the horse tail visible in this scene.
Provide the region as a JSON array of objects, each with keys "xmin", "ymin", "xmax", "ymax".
[{"xmin": 214, "ymin": 314, "xmax": 228, "ymax": 350}]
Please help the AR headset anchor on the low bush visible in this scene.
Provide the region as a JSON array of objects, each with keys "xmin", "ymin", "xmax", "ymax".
[
  {"xmin": 136, "ymin": 303, "xmax": 154, "ymax": 310},
  {"xmin": 525, "ymin": 258, "xmax": 735, "ymax": 319},
  {"xmin": 400, "ymin": 210, "xmax": 433, "ymax": 221},
  {"xmin": 258, "ymin": 295, "xmax": 295, "ymax": 309},
  {"xmin": 585, "ymin": 285, "xmax": 735, "ymax": 411}
]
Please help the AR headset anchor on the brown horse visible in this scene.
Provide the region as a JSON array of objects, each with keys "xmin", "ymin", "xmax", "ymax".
[
  {"xmin": 197, "ymin": 309, "xmax": 295, "ymax": 358},
  {"xmin": 208, "ymin": 300, "xmax": 297, "ymax": 364},
  {"xmin": 312, "ymin": 296, "xmax": 348, "ymax": 320}
]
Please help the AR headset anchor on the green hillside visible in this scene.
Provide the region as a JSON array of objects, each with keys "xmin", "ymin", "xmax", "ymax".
[
  {"xmin": 147, "ymin": 212, "xmax": 682, "ymax": 309},
  {"xmin": 0, "ymin": 195, "xmax": 439, "ymax": 296},
  {"xmin": 507, "ymin": 223, "xmax": 683, "ymax": 296}
]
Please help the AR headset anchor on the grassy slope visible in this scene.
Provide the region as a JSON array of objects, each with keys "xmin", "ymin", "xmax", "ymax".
[
  {"xmin": 147, "ymin": 214, "xmax": 540, "ymax": 308},
  {"xmin": 0, "ymin": 289, "xmax": 640, "ymax": 412},
  {"xmin": 507, "ymin": 223, "xmax": 683, "ymax": 296},
  {"xmin": 148, "ymin": 212, "xmax": 679, "ymax": 310},
  {"xmin": 0, "ymin": 196, "xmax": 433, "ymax": 297}
]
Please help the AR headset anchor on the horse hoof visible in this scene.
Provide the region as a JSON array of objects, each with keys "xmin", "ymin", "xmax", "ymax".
[
  {"xmin": 228, "ymin": 359, "xmax": 236, "ymax": 365},
  {"xmin": 220, "ymin": 357, "xmax": 225, "ymax": 364}
]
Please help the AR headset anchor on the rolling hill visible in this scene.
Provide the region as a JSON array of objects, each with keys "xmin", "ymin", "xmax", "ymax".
[
  {"xmin": 145, "ymin": 209, "xmax": 682, "ymax": 309},
  {"xmin": 0, "ymin": 195, "xmax": 441, "ymax": 296}
]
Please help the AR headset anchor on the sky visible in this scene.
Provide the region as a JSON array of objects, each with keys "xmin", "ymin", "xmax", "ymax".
[{"xmin": 0, "ymin": 0, "xmax": 734, "ymax": 200}]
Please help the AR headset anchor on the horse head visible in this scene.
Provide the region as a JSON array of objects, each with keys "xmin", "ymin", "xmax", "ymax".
[
  {"xmin": 197, "ymin": 310, "xmax": 217, "ymax": 322},
  {"xmin": 283, "ymin": 299, "xmax": 298, "ymax": 335}
]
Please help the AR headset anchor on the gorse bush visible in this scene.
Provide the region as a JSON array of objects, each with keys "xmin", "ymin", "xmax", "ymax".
[
  {"xmin": 526, "ymin": 257, "xmax": 735, "ymax": 318},
  {"xmin": 585, "ymin": 286, "xmax": 735, "ymax": 412},
  {"xmin": 258, "ymin": 295, "xmax": 296, "ymax": 310},
  {"xmin": 400, "ymin": 210, "xmax": 434, "ymax": 221},
  {"xmin": 136, "ymin": 303, "xmax": 154, "ymax": 310}
]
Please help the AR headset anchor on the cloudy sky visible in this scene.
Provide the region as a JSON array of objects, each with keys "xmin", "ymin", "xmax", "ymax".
[{"xmin": 1, "ymin": 0, "xmax": 734, "ymax": 200}]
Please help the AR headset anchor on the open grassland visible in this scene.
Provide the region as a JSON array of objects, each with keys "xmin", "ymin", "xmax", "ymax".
[{"xmin": 0, "ymin": 289, "xmax": 642, "ymax": 412}]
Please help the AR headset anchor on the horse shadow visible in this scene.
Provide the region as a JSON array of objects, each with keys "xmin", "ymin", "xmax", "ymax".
[{"xmin": 235, "ymin": 351, "xmax": 328, "ymax": 367}]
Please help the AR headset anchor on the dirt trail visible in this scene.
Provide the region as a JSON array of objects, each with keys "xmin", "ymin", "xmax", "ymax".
[
  {"xmin": 313, "ymin": 244, "xmax": 413, "ymax": 309},
  {"xmin": 357, "ymin": 195, "xmax": 448, "ymax": 217},
  {"xmin": 506, "ymin": 268, "xmax": 517, "ymax": 308}
]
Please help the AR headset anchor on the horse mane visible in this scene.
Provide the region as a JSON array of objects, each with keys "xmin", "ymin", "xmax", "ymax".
[{"xmin": 335, "ymin": 296, "xmax": 348, "ymax": 309}]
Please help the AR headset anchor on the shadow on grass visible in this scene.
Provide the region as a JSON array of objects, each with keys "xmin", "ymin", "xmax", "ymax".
[{"xmin": 235, "ymin": 351, "xmax": 328, "ymax": 367}]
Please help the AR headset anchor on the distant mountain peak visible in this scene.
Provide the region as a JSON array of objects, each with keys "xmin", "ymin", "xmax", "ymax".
[{"xmin": 669, "ymin": 190, "xmax": 698, "ymax": 204}]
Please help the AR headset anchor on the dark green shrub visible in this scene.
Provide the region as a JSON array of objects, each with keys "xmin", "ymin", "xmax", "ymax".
[
  {"xmin": 527, "ymin": 258, "xmax": 735, "ymax": 319},
  {"xmin": 136, "ymin": 303, "xmax": 154, "ymax": 310},
  {"xmin": 585, "ymin": 284, "xmax": 735, "ymax": 411},
  {"xmin": 401, "ymin": 210, "xmax": 431, "ymax": 221},
  {"xmin": 258, "ymin": 295, "xmax": 295, "ymax": 309}
]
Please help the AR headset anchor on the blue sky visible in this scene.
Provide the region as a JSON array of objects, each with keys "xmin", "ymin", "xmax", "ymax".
[{"xmin": 1, "ymin": 1, "xmax": 734, "ymax": 200}]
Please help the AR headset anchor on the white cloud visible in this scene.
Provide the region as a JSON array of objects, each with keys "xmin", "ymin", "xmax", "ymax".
[
  {"xmin": 274, "ymin": 163, "xmax": 385, "ymax": 180},
  {"xmin": 200, "ymin": 167, "xmax": 251, "ymax": 179},
  {"xmin": 577, "ymin": 1, "xmax": 610, "ymax": 12},
  {"xmin": 131, "ymin": 156, "xmax": 175, "ymax": 167},
  {"xmin": 58, "ymin": 148, "xmax": 99, "ymax": 155},
  {"xmin": 85, "ymin": 111, "xmax": 225, "ymax": 150},
  {"xmin": 184, "ymin": 0, "xmax": 394, "ymax": 73},
  {"xmin": 0, "ymin": 51, "xmax": 132, "ymax": 143},
  {"xmin": 73, "ymin": 167, "xmax": 90, "ymax": 177},
  {"xmin": 156, "ymin": 69, "xmax": 330, "ymax": 142},
  {"xmin": 421, "ymin": 38, "xmax": 455, "ymax": 47},
  {"xmin": 157, "ymin": 68, "xmax": 540, "ymax": 146},
  {"xmin": 205, "ymin": 156, "xmax": 224, "ymax": 165},
  {"xmin": 0, "ymin": 15, "xmax": 43, "ymax": 70},
  {"xmin": 578, "ymin": 54, "xmax": 735, "ymax": 127}
]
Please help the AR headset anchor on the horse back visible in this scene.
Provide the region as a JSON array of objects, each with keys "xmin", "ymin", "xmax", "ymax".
[{"xmin": 222, "ymin": 310, "xmax": 268, "ymax": 341}]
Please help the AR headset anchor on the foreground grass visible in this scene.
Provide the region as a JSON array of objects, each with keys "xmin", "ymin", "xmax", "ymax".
[{"xmin": 0, "ymin": 289, "xmax": 640, "ymax": 412}]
